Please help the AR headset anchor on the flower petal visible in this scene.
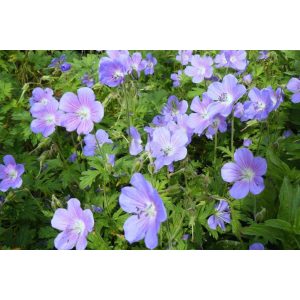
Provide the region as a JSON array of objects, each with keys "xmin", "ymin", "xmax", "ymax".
[
  {"xmin": 123, "ymin": 215, "xmax": 148, "ymax": 244},
  {"xmin": 229, "ymin": 180, "xmax": 250, "ymax": 199},
  {"xmin": 221, "ymin": 162, "xmax": 242, "ymax": 182},
  {"xmin": 234, "ymin": 148, "xmax": 253, "ymax": 169},
  {"xmin": 249, "ymin": 176, "xmax": 265, "ymax": 195},
  {"xmin": 51, "ymin": 208, "xmax": 72, "ymax": 231}
]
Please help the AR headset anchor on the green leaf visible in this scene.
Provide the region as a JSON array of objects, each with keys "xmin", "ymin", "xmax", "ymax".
[
  {"xmin": 278, "ymin": 177, "xmax": 300, "ymax": 224},
  {"xmin": 79, "ymin": 169, "xmax": 99, "ymax": 189}
]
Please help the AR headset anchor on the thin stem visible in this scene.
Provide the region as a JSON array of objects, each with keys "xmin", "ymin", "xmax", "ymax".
[
  {"xmin": 214, "ymin": 131, "xmax": 218, "ymax": 164},
  {"xmin": 231, "ymin": 116, "xmax": 235, "ymax": 155},
  {"xmin": 121, "ymin": 83, "xmax": 132, "ymax": 129}
]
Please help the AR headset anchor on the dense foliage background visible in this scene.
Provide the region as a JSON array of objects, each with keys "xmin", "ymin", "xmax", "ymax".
[{"xmin": 0, "ymin": 50, "xmax": 300, "ymax": 250}]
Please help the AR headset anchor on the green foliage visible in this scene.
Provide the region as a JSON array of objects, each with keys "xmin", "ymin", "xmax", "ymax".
[{"xmin": 0, "ymin": 50, "xmax": 300, "ymax": 250}]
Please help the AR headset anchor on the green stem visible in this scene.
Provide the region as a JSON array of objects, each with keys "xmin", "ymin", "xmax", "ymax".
[
  {"xmin": 214, "ymin": 131, "xmax": 218, "ymax": 164},
  {"xmin": 231, "ymin": 116, "xmax": 235, "ymax": 155},
  {"xmin": 121, "ymin": 83, "xmax": 132, "ymax": 129}
]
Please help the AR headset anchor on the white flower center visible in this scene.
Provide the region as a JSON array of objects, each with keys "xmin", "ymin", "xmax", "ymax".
[
  {"xmin": 163, "ymin": 144, "xmax": 175, "ymax": 156},
  {"xmin": 242, "ymin": 168, "xmax": 255, "ymax": 181},
  {"xmin": 219, "ymin": 93, "xmax": 233, "ymax": 103},
  {"xmin": 45, "ymin": 114, "xmax": 56, "ymax": 125},
  {"xmin": 257, "ymin": 101, "xmax": 266, "ymax": 111},
  {"xmin": 8, "ymin": 169, "xmax": 17, "ymax": 179},
  {"xmin": 230, "ymin": 56, "xmax": 237, "ymax": 63},
  {"xmin": 40, "ymin": 98, "xmax": 48, "ymax": 105},
  {"xmin": 145, "ymin": 202, "xmax": 157, "ymax": 218},
  {"xmin": 198, "ymin": 66, "xmax": 205, "ymax": 75},
  {"xmin": 73, "ymin": 219, "xmax": 85, "ymax": 234},
  {"xmin": 77, "ymin": 106, "xmax": 91, "ymax": 120},
  {"xmin": 113, "ymin": 70, "xmax": 123, "ymax": 79}
]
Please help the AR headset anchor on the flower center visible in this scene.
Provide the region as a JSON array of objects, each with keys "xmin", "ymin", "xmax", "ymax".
[
  {"xmin": 40, "ymin": 98, "xmax": 48, "ymax": 105},
  {"xmin": 218, "ymin": 93, "xmax": 232, "ymax": 102},
  {"xmin": 148, "ymin": 62, "xmax": 153, "ymax": 68},
  {"xmin": 73, "ymin": 219, "xmax": 85, "ymax": 234},
  {"xmin": 8, "ymin": 169, "xmax": 17, "ymax": 180},
  {"xmin": 230, "ymin": 56, "xmax": 237, "ymax": 63},
  {"xmin": 113, "ymin": 70, "xmax": 123, "ymax": 79},
  {"xmin": 45, "ymin": 114, "xmax": 55, "ymax": 125},
  {"xmin": 257, "ymin": 101, "xmax": 266, "ymax": 111},
  {"xmin": 145, "ymin": 202, "xmax": 156, "ymax": 217},
  {"xmin": 163, "ymin": 145, "xmax": 174, "ymax": 156},
  {"xmin": 77, "ymin": 106, "xmax": 91, "ymax": 120},
  {"xmin": 198, "ymin": 66, "xmax": 205, "ymax": 75},
  {"xmin": 242, "ymin": 168, "xmax": 255, "ymax": 181}
]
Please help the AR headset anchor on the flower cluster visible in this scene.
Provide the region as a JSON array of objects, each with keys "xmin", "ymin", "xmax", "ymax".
[
  {"xmin": 29, "ymin": 87, "xmax": 104, "ymax": 137},
  {"xmin": 234, "ymin": 86, "xmax": 284, "ymax": 122},
  {"xmin": 49, "ymin": 54, "xmax": 71, "ymax": 72},
  {"xmin": 215, "ymin": 50, "xmax": 247, "ymax": 71},
  {"xmin": 144, "ymin": 95, "xmax": 191, "ymax": 172},
  {"xmin": 99, "ymin": 51, "xmax": 157, "ymax": 87}
]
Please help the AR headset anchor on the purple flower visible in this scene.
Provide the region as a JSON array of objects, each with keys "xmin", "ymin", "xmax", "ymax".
[
  {"xmin": 171, "ymin": 70, "xmax": 183, "ymax": 87},
  {"xmin": 215, "ymin": 51, "xmax": 247, "ymax": 71},
  {"xmin": 283, "ymin": 129, "xmax": 293, "ymax": 138},
  {"xmin": 225, "ymin": 50, "xmax": 247, "ymax": 71},
  {"xmin": 176, "ymin": 50, "xmax": 193, "ymax": 65},
  {"xmin": 258, "ymin": 51, "xmax": 269, "ymax": 60},
  {"xmin": 129, "ymin": 126, "xmax": 143, "ymax": 156},
  {"xmin": 60, "ymin": 62, "xmax": 71, "ymax": 72},
  {"xmin": 91, "ymin": 205, "xmax": 103, "ymax": 213},
  {"xmin": 106, "ymin": 50, "xmax": 130, "ymax": 59},
  {"xmin": 150, "ymin": 127, "xmax": 188, "ymax": 172},
  {"xmin": 182, "ymin": 234, "xmax": 190, "ymax": 241},
  {"xmin": 168, "ymin": 114, "xmax": 194, "ymax": 144},
  {"xmin": 59, "ymin": 87, "xmax": 104, "ymax": 135},
  {"xmin": 49, "ymin": 54, "xmax": 66, "ymax": 68},
  {"xmin": 0, "ymin": 155, "xmax": 24, "ymax": 192},
  {"xmin": 68, "ymin": 153, "xmax": 77, "ymax": 163},
  {"xmin": 243, "ymin": 138, "xmax": 252, "ymax": 147},
  {"xmin": 83, "ymin": 129, "xmax": 113, "ymax": 156},
  {"xmin": 144, "ymin": 53, "xmax": 157, "ymax": 75},
  {"xmin": 287, "ymin": 77, "xmax": 300, "ymax": 103},
  {"xmin": 161, "ymin": 95, "xmax": 188, "ymax": 121},
  {"xmin": 187, "ymin": 94, "xmax": 216, "ymax": 136},
  {"xmin": 30, "ymin": 100, "xmax": 64, "ymax": 137},
  {"xmin": 184, "ymin": 55, "xmax": 213, "ymax": 83},
  {"xmin": 99, "ymin": 55, "xmax": 131, "ymax": 87},
  {"xmin": 233, "ymin": 102, "xmax": 245, "ymax": 119},
  {"xmin": 221, "ymin": 148, "xmax": 267, "ymax": 199},
  {"xmin": 81, "ymin": 73, "xmax": 94, "ymax": 88},
  {"xmin": 51, "ymin": 198, "xmax": 94, "ymax": 250},
  {"xmin": 265, "ymin": 86, "xmax": 284, "ymax": 111},
  {"xmin": 207, "ymin": 74, "xmax": 247, "ymax": 117},
  {"xmin": 243, "ymin": 88, "xmax": 273, "ymax": 121},
  {"xmin": 249, "ymin": 242, "xmax": 264, "ymax": 250},
  {"xmin": 207, "ymin": 200, "xmax": 231, "ymax": 230},
  {"xmin": 152, "ymin": 114, "xmax": 172, "ymax": 127},
  {"xmin": 205, "ymin": 114, "xmax": 227, "ymax": 140},
  {"xmin": 214, "ymin": 51, "xmax": 228, "ymax": 68},
  {"xmin": 29, "ymin": 87, "xmax": 57, "ymax": 107},
  {"xmin": 130, "ymin": 52, "xmax": 147, "ymax": 77},
  {"xmin": 119, "ymin": 173, "xmax": 167, "ymax": 249},
  {"xmin": 107, "ymin": 154, "xmax": 115, "ymax": 166},
  {"xmin": 49, "ymin": 54, "xmax": 71, "ymax": 72},
  {"xmin": 243, "ymin": 74, "xmax": 252, "ymax": 85}
]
